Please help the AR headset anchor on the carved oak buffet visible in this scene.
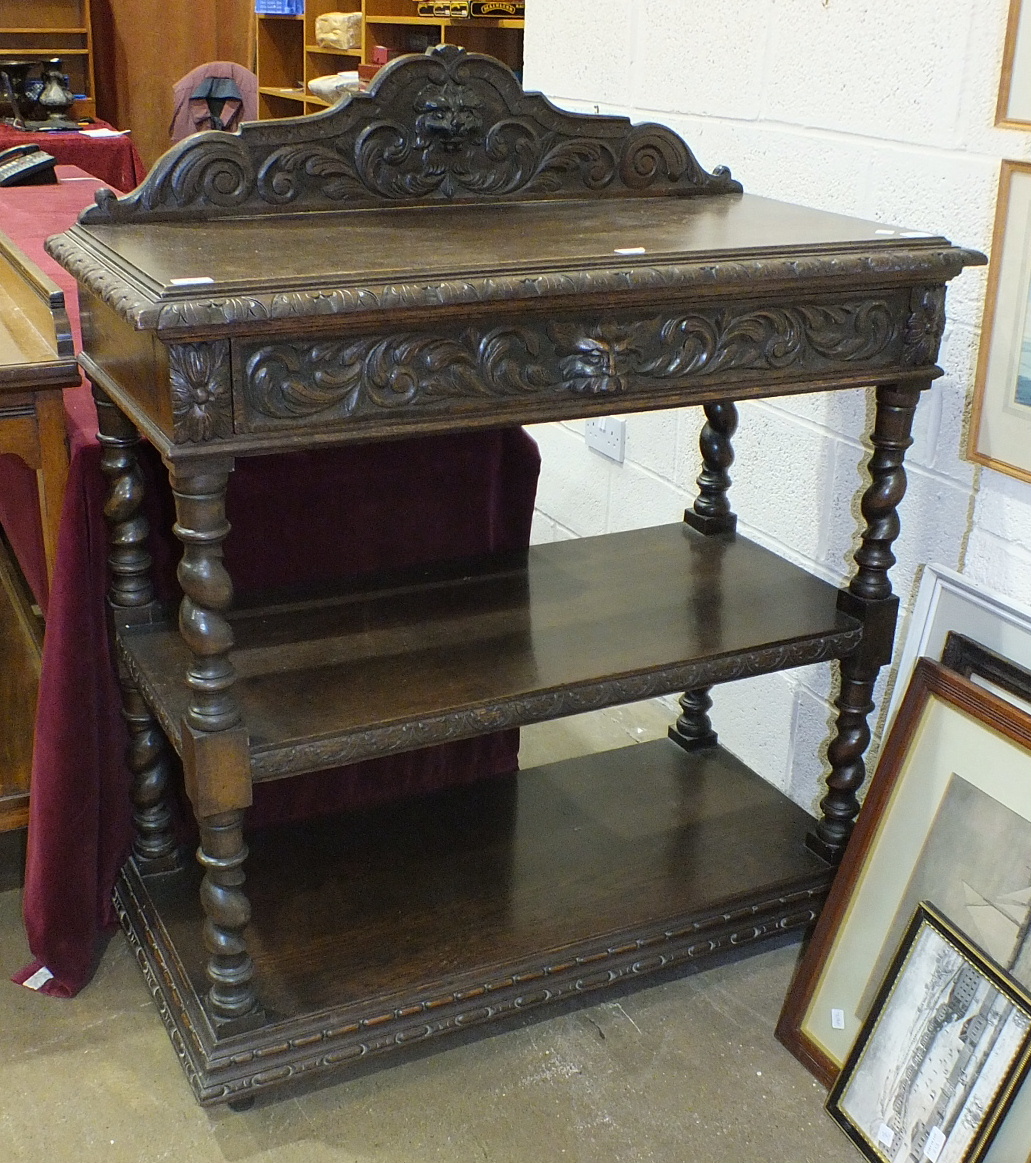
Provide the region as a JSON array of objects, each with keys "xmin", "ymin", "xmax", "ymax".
[{"xmin": 46, "ymin": 47, "xmax": 983, "ymax": 1105}]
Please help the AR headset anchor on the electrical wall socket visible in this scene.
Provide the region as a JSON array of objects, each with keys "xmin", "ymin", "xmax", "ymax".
[{"xmin": 584, "ymin": 417, "xmax": 626, "ymax": 462}]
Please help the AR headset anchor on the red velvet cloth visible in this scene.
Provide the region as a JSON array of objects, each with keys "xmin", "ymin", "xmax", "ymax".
[
  {"xmin": 0, "ymin": 120, "xmax": 144, "ymax": 193},
  {"xmin": 6, "ymin": 172, "xmax": 542, "ymax": 998}
]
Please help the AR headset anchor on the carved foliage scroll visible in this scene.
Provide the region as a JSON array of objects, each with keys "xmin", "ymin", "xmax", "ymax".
[
  {"xmin": 239, "ymin": 298, "xmax": 907, "ymax": 431},
  {"xmin": 81, "ymin": 46, "xmax": 741, "ymax": 224}
]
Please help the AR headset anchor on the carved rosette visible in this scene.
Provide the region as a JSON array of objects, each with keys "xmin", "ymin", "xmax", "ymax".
[
  {"xmin": 902, "ymin": 285, "xmax": 947, "ymax": 365},
  {"xmin": 170, "ymin": 341, "xmax": 233, "ymax": 442},
  {"xmin": 241, "ymin": 298, "xmax": 903, "ymax": 429}
]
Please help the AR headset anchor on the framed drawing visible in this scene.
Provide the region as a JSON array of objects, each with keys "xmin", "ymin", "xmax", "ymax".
[
  {"xmin": 827, "ymin": 904, "xmax": 1031, "ymax": 1163},
  {"xmin": 776, "ymin": 658, "xmax": 1031, "ymax": 1162},
  {"xmin": 997, "ymin": 0, "xmax": 1031, "ymax": 129},
  {"xmin": 886, "ymin": 563, "xmax": 1031, "ymax": 732},
  {"xmin": 969, "ymin": 160, "xmax": 1031, "ymax": 483}
]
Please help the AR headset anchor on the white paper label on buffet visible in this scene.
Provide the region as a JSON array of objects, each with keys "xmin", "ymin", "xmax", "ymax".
[
  {"xmin": 170, "ymin": 277, "xmax": 215, "ymax": 286},
  {"xmin": 875, "ymin": 1123, "xmax": 894, "ymax": 1151},
  {"xmin": 830, "ymin": 1007, "xmax": 845, "ymax": 1030}
]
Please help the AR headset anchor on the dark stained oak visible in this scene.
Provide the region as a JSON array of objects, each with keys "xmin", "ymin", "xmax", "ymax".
[
  {"xmin": 119, "ymin": 523, "xmax": 863, "ymax": 778},
  {"xmin": 46, "ymin": 46, "xmax": 985, "ymax": 1102},
  {"xmin": 116, "ymin": 738, "xmax": 833, "ymax": 1105}
]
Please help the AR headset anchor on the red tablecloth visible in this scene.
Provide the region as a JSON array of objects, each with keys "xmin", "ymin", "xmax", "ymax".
[
  {"xmin": 3, "ymin": 171, "xmax": 541, "ymax": 998},
  {"xmin": 0, "ymin": 119, "xmax": 144, "ymax": 193}
]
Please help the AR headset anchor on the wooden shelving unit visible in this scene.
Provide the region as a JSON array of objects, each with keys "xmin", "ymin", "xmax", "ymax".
[
  {"xmin": 256, "ymin": 0, "xmax": 523, "ymax": 119},
  {"xmin": 48, "ymin": 48, "xmax": 980, "ymax": 1105},
  {"xmin": 0, "ymin": 0, "xmax": 96, "ymax": 121}
]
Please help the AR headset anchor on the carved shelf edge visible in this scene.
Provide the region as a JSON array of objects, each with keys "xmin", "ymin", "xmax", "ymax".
[
  {"xmin": 118, "ymin": 621, "xmax": 864, "ymax": 781},
  {"xmin": 78, "ymin": 46, "xmax": 740, "ymax": 226},
  {"xmin": 43, "ymin": 228, "xmax": 980, "ymax": 340},
  {"xmin": 114, "ymin": 858, "xmax": 832, "ymax": 1107}
]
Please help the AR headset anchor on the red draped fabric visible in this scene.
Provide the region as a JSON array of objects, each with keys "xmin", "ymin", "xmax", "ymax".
[{"xmin": 0, "ymin": 121, "xmax": 144, "ymax": 194}]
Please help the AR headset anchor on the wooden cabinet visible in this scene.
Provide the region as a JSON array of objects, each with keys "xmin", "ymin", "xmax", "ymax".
[
  {"xmin": 0, "ymin": 0, "xmax": 96, "ymax": 121},
  {"xmin": 0, "ymin": 231, "xmax": 78, "ymax": 831},
  {"xmin": 363, "ymin": 0, "xmax": 523, "ymax": 72},
  {"xmin": 48, "ymin": 47, "xmax": 982, "ymax": 1106},
  {"xmin": 256, "ymin": 0, "xmax": 522, "ymax": 118}
]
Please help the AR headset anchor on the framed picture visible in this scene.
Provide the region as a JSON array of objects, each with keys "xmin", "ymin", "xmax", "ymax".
[
  {"xmin": 968, "ymin": 160, "xmax": 1031, "ymax": 483},
  {"xmin": 941, "ymin": 632, "xmax": 1031, "ymax": 716},
  {"xmin": 886, "ymin": 563, "xmax": 1031, "ymax": 732},
  {"xmin": 828, "ymin": 903, "xmax": 1031, "ymax": 1163},
  {"xmin": 776, "ymin": 658, "xmax": 1031, "ymax": 1162},
  {"xmin": 997, "ymin": 0, "xmax": 1031, "ymax": 129}
]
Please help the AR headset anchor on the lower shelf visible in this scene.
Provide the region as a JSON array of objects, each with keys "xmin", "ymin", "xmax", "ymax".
[{"xmin": 115, "ymin": 737, "xmax": 833, "ymax": 1106}]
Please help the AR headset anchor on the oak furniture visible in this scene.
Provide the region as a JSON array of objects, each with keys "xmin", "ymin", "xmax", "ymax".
[
  {"xmin": 0, "ymin": 226, "xmax": 79, "ymax": 830},
  {"xmin": 47, "ymin": 46, "xmax": 982, "ymax": 1105},
  {"xmin": 0, "ymin": 0, "xmax": 96, "ymax": 121},
  {"xmin": 256, "ymin": 0, "xmax": 522, "ymax": 118}
]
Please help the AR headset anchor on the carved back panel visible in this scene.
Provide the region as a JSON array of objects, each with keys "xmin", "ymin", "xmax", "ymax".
[{"xmin": 80, "ymin": 45, "xmax": 741, "ymax": 225}]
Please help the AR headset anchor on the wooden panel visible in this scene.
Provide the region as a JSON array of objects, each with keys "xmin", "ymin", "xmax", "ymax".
[
  {"xmin": 121, "ymin": 524, "xmax": 863, "ymax": 778},
  {"xmin": 0, "ymin": 535, "xmax": 42, "ymax": 832},
  {"xmin": 91, "ymin": 0, "xmax": 254, "ymax": 170}
]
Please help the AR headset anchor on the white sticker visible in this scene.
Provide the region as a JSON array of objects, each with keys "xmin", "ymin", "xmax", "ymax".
[
  {"xmin": 169, "ymin": 276, "xmax": 215, "ymax": 286},
  {"xmin": 831, "ymin": 1007, "xmax": 846, "ymax": 1030},
  {"xmin": 874, "ymin": 228, "xmax": 896, "ymax": 235},
  {"xmin": 22, "ymin": 966, "xmax": 54, "ymax": 990},
  {"xmin": 614, "ymin": 246, "xmax": 646, "ymax": 255},
  {"xmin": 901, "ymin": 231, "xmax": 933, "ymax": 238},
  {"xmin": 924, "ymin": 1126, "xmax": 947, "ymax": 1161},
  {"xmin": 876, "ymin": 1123, "xmax": 895, "ymax": 1150}
]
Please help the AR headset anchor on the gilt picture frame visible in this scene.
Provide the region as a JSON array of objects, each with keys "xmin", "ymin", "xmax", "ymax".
[
  {"xmin": 969, "ymin": 160, "xmax": 1031, "ymax": 482},
  {"xmin": 997, "ymin": 0, "xmax": 1031, "ymax": 129},
  {"xmin": 827, "ymin": 903, "xmax": 1031, "ymax": 1163},
  {"xmin": 776, "ymin": 658, "xmax": 1031, "ymax": 1162}
]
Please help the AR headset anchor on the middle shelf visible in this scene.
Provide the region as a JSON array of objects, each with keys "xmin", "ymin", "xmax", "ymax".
[{"xmin": 119, "ymin": 522, "xmax": 863, "ymax": 781}]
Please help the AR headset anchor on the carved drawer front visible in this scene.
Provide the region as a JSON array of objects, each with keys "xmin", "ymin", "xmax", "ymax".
[{"xmin": 228, "ymin": 290, "xmax": 925, "ymax": 439}]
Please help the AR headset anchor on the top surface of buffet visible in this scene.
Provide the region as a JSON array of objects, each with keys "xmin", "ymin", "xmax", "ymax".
[{"xmin": 45, "ymin": 46, "xmax": 983, "ymax": 340}]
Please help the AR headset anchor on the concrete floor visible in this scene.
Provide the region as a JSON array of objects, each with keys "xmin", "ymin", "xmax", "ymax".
[{"xmin": 0, "ymin": 704, "xmax": 863, "ymax": 1163}]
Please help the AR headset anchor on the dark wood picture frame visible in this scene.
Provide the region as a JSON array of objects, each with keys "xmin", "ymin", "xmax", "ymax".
[
  {"xmin": 777, "ymin": 656, "xmax": 1031, "ymax": 1156},
  {"xmin": 941, "ymin": 631, "xmax": 1031, "ymax": 715},
  {"xmin": 827, "ymin": 903, "xmax": 1031, "ymax": 1163}
]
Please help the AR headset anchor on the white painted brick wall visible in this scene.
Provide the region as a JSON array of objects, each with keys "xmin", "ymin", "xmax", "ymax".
[{"xmin": 521, "ymin": 0, "xmax": 1031, "ymax": 813}]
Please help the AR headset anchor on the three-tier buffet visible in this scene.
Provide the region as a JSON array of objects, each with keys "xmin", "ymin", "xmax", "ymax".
[{"xmin": 46, "ymin": 46, "xmax": 983, "ymax": 1105}]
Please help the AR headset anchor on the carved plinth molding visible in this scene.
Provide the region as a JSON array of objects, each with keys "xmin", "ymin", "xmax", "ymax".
[{"xmin": 114, "ymin": 861, "xmax": 830, "ymax": 1107}]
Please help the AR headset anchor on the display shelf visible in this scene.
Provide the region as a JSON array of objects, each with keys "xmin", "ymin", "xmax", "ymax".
[
  {"xmin": 0, "ymin": 0, "xmax": 96, "ymax": 120},
  {"xmin": 115, "ymin": 737, "xmax": 835, "ymax": 1105},
  {"xmin": 118, "ymin": 524, "xmax": 863, "ymax": 781},
  {"xmin": 258, "ymin": 1, "xmax": 364, "ymax": 118},
  {"xmin": 256, "ymin": 2, "xmax": 523, "ymax": 119}
]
